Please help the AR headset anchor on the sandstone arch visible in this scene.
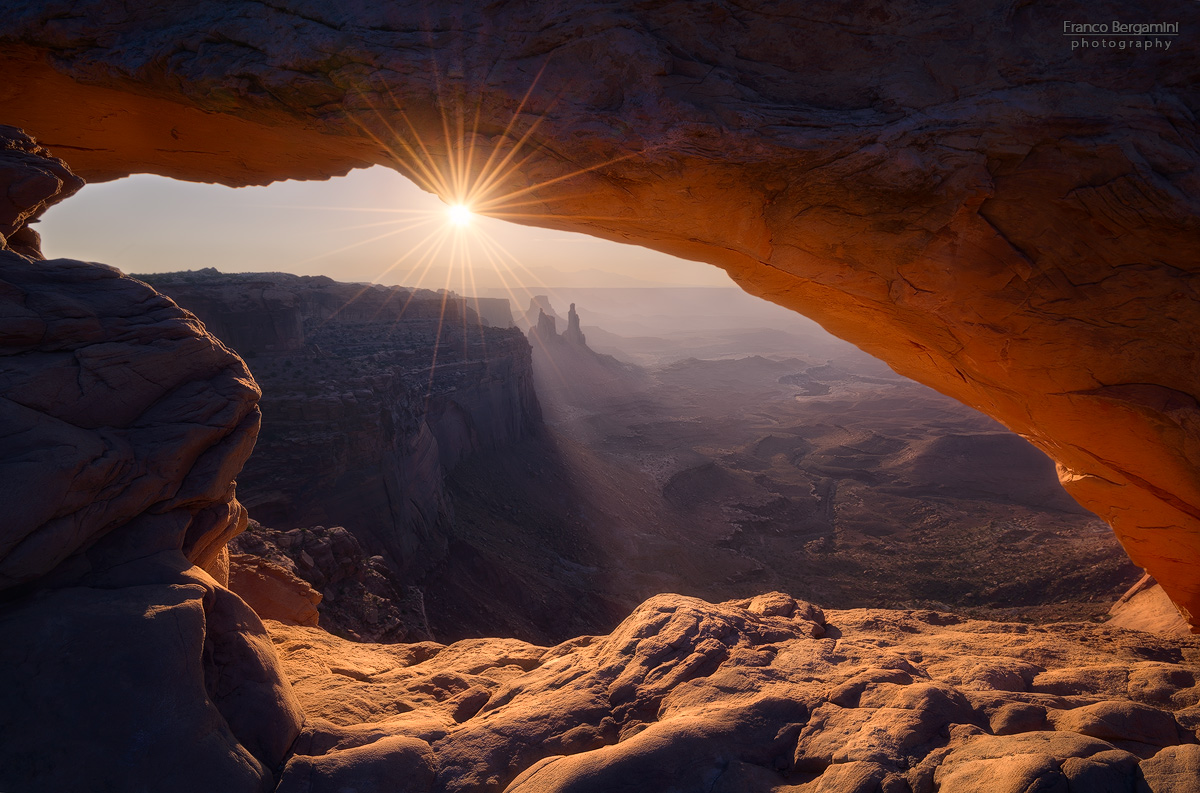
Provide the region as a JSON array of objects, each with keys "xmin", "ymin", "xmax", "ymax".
[{"xmin": 2, "ymin": 0, "xmax": 1197, "ymax": 627}]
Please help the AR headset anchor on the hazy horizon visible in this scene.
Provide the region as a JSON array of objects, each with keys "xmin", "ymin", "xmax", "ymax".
[
  {"xmin": 35, "ymin": 163, "xmax": 870, "ymax": 365},
  {"xmin": 37, "ymin": 165, "xmax": 736, "ymax": 292}
]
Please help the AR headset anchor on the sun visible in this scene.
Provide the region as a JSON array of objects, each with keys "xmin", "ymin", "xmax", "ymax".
[{"xmin": 447, "ymin": 203, "xmax": 473, "ymax": 227}]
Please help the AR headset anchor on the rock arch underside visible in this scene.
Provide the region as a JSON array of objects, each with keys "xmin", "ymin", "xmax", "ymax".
[{"xmin": 3, "ymin": 1, "xmax": 1200, "ymax": 790}]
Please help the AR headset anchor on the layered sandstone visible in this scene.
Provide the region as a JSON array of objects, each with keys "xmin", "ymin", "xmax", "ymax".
[
  {"xmin": 1, "ymin": 0, "xmax": 1195, "ymax": 624},
  {"xmin": 0, "ymin": 124, "xmax": 81, "ymax": 257},
  {"xmin": 0, "ymin": 131, "xmax": 258, "ymax": 589},
  {"xmin": 0, "ymin": 132, "xmax": 301, "ymax": 791}
]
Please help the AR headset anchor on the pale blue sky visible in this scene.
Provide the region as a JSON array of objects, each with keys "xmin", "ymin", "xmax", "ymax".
[{"xmin": 38, "ymin": 166, "xmax": 734, "ymax": 292}]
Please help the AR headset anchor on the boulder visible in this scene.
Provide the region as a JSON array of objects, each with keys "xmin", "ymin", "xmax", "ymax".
[
  {"xmin": 1051, "ymin": 701, "xmax": 1185, "ymax": 748},
  {"xmin": 0, "ymin": 132, "xmax": 260, "ymax": 590},
  {"xmin": 0, "ymin": 554, "xmax": 303, "ymax": 793},
  {"xmin": 229, "ymin": 552, "xmax": 322, "ymax": 627},
  {"xmin": 1137, "ymin": 744, "xmax": 1200, "ymax": 793},
  {"xmin": 0, "ymin": 129, "xmax": 301, "ymax": 793},
  {"xmin": 0, "ymin": 254, "xmax": 260, "ymax": 587},
  {"xmin": 277, "ymin": 736, "xmax": 435, "ymax": 793}
]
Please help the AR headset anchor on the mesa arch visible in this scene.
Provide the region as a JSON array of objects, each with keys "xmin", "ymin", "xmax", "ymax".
[{"xmin": 2, "ymin": 0, "xmax": 1197, "ymax": 627}]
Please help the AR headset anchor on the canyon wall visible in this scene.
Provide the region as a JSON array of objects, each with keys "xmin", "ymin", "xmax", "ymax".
[
  {"xmin": 0, "ymin": 1, "xmax": 1197, "ymax": 626},
  {"xmin": 143, "ymin": 269, "xmax": 542, "ymax": 579}
]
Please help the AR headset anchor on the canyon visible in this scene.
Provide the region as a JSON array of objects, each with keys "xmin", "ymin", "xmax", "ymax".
[
  {"xmin": 126, "ymin": 275, "xmax": 1140, "ymax": 647},
  {"xmin": 521, "ymin": 298, "xmax": 1139, "ymax": 626},
  {"xmin": 1, "ymin": 1, "xmax": 1199, "ymax": 790},
  {"xmin": 139, "ymin": 270, "xmax": 538, "ymax": 579},
  {"xmin": 2, "ymin": 0, "xmax": 1196, "ymax": 625}
]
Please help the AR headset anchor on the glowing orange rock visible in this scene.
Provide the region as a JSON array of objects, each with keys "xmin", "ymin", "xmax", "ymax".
[{"xmin": 1, "ymin": 1, "xmax": 1196, "ymax": 626}]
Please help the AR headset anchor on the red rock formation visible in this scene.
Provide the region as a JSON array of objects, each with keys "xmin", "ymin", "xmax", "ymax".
[
  {"xmin": 2, "ymin": 2, "xmax": 1195, "ymax": 625},
  {"xmin": 531, "ymin": 308, "xmax": 558, "ymax": 342},
  {"xmin": 470, "ymin": 297, "xmax": 516, "ymax": 329},
  {"xmin": 231, "ymin": 521, "xmax": 435, "ymax": 643},
  {"xmin": 517, "ymin": 296, "xmax": 562, "ymax": 331},
  {"xmin": 0, "ymin": 131, "xmax": 303, "ymax": 791},
  {"xmin": 1109, "ymin": 575, "xmax": 1192, "ymax": 637},
  {"xmin": 229, "ymin": 552, "xmax": 323, "ymax": 627},
  {"xmin": 266, "ymin": 591, "xmax": 1200, "ymax": 792},
  {"xmin": 563, "ymin": 303, "xmax": 587, "ymax": 347},
  {"xmin": 0, "ymin": 132, "xmax": 259, "ymax": 589},
  {"xmin": 0, "ymin": 124, "xmax": 82, "ymax": 257},
  {"xmin": 526, "ymin": 298, "xmax": 646, "ymax": 414},
  {"xmin": 1, "ymin": 560, "xmax": 305, "ymax": 792}
]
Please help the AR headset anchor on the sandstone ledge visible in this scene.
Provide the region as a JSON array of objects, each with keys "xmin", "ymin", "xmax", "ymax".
[{"xmin": 266, "ymin": 592, "xmax": 1200, "ymax": 793}]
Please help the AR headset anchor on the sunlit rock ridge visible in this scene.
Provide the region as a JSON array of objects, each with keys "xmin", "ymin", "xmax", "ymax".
[{"xmin": 1, "ymin": 1, "xmax": 1197, "ymax": 626}]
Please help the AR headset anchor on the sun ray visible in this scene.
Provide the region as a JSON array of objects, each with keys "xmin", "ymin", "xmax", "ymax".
[
  {"xmin": 328, "ymin": 216, "xmax": 445, "ymax": 233},
  {"xmin": 278, "ymin": 55, "xmax": 654, "ymax": 329},
  {"xmin": 469, "ymin": 228, "xmax": 541, "ymax": 310},
  {"xmin": 446, "ymin": 204, "xmax": 474, "ymax": 226},
  {"xmin": 348, "ymin": 94, "xmax": 452, "ymax": 198},
  {"xmin": 469, "ymin": 59, "xmax": 551, "ymax": 192},
  {"xmin": 306, "ymin": 222, "xmax": 456, "ymax": 332},
  {"xmin": 463, "ymin": 61, "xmax": 556, "ymax": 205},
  {"xmin": 293, "ymin": 216, "xmax": 441, "ymax": 265},
  {"xmin": 463, "ymin": 105, "xmax": 561, "ymax": 207},
  {"xmin": 455, "ymin": 193, "xmax": 611, "ymax": 212},
  {"xmin": 368, "ymin": 84, "xmax": 459, "ymax": 199},
  {"xmin": 425, "ymin": 56, "xmax": 466, "ymax": 205},
  {"xmin": 451, "ymin": 227, "xmax": 474, "ymax": 342},
  {"xmin": 471, "ymin": 224, "xmax": 558, "ymax": 297},
  {"xmin": 379, "ymin": 224, "xmax": 455, "ymax": 291},
  {"xmin": 461, "ymin": 95, "xmax": 485, "ymax": 212},
  {"xmin": 465, "ymin": 125, "xmax": 557, "ymax": 205},
  {"xmin": 485, "ymin": 211, "xmax": 635, "ymax": 223},
  {"xmin": 472, "ymin": 152, "xmax": 633, "ymax": 213}
]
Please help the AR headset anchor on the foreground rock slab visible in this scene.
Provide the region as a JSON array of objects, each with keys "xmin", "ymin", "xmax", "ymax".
[
  {"xmin": 267, "ymin": 592, "xmax": 1200, "ymax": 792},
  {"xmin": 0, "ymin": 554, "xmax": 303, "ymax": 793}
]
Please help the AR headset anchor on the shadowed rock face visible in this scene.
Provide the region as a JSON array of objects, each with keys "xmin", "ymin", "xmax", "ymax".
[
  {"xmin": 1, "ymin": 0, "xmax": 1196, "ymax": 624},
  {"xmin": 0, "ymin": 124, "xmax": 82, "ymax": 256},
  {"xmin": 0, "ymin": 130, "xmax": 303, "ymax": 792},
  {"xmin": 142, "ymin": 269, "xmax": 542, "ymax": 585},
  {"xmin": 0, "ymin": 129, "xmax": 260, "ymax": 588}
]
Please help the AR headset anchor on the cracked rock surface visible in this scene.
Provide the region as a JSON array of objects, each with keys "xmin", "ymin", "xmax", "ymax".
[
  {"xmin": 267, "ymin": 592, "xmax": 1200, "ymax": 793},
  {"xmin": 0, "ymin": 128, "xmax": 260, "ymax": 589}
]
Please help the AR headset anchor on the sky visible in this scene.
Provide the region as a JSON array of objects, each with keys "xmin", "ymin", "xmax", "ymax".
[{"xmin": 37, "ymin": 165, "xmax": 735, "ymax": 293}]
